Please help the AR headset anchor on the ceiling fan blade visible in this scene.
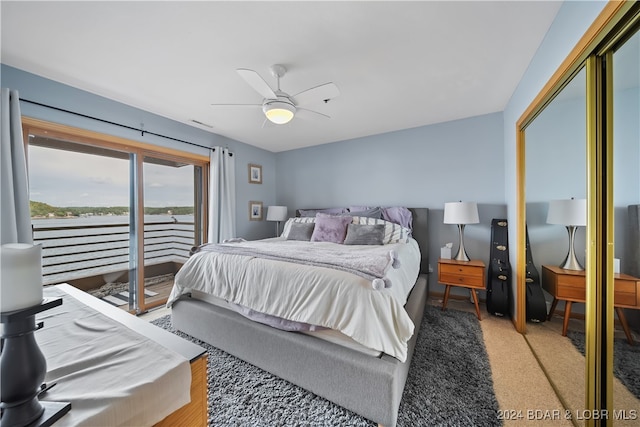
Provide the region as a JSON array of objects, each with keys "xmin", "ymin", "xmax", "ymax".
[
  {"xmin": 296, "ymin": 108, "xmax": 331, "ymax": 120},
  {"xmin": 237, "ymin": 68, "xmax": 277, "ymax": 99},
  {"xmin": 292, "ymin": 83, "xmax": 340, "ymax": 106}
]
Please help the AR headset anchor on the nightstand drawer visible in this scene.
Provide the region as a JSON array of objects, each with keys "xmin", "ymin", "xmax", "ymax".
[
  {"xmin": 439, "ymin": 263, "xmax": 484, "ymax": 278},
  {"xmin": 439, "ymin": 272, "xmax": 484, "ymax": 288},
  {"xmin": 556, "ymin": 274, "xmax": 585, "ymax": 289},
  {"xmin": 615, "ymin": 279, "xmax": 637, "ymax": 294},
  {"xmin": 614, "ymin": 279, "xmax": 637, "ymax": 306},
  {"xmin": 557, "ymin": 286, "xmax": 586, "ymax": 301},
  {"xmin": 615, "ymin": 292, "xmax": 636, "ymax": 306}
]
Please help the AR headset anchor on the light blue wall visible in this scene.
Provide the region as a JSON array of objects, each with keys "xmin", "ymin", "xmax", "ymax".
[
  {"xmin": 276, "ymin": 112, "xmax": 507, "ymax": 296},
  {"xmin": 503, "ymin": 0, "xmax": 607, "ymax": 316},
  {"xmin": 1, "ymin": 64, "xmax": 278, "ymax": 240}
]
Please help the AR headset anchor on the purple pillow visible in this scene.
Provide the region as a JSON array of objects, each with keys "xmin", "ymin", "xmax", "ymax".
[
  {"xmin": 310, "ymin": 213, "xmax": 352, "ymax": 243},
  {"xmin": 382, "ymin": 207, "xmax": 413, "ymax": 232}
]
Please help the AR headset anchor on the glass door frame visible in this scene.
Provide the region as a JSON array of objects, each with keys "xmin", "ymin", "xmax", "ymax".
[{"xmin": 22, "ymin": 117, "xmax": 209, "ymax": 314}]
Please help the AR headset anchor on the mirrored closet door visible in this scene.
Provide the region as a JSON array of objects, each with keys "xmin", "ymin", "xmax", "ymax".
[
  {"xmin": 524, "ymin": 66, "xmax": 588, "ymax": 417},
  {"xmin": 610, "ymin": 26, "xmax": 640, "ymax": 420},
  {"xmin": 516, "ymin": 1, "xmax": 640, "ymax": 420}
]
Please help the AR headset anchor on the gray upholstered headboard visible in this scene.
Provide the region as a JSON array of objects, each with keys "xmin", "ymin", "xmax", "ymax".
[
  {"xmin": 628, "ymin": 205, "xmax": 640, "ymax": 277},
  {"xmin": 293, "ymin": 207, "xmax": 429, "ymax": 274},
  {"xmin": 408, "ymin": 208, "xmax": 429, "ymax": 275}
]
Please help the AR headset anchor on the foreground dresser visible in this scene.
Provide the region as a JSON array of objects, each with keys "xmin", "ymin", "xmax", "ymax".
[{"xmin": 36, "ymin": 284, "xmax": 207, "ymax": 426}]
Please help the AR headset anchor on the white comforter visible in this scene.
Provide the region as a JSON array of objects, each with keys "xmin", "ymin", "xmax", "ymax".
[{"xmin": 167, "ymin": 237, "xmax": 421, "ymax": 361}]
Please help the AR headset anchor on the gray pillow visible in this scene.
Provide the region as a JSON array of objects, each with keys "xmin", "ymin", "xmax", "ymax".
[
  {"xmin": 343, "ymin": 224, "xmax": 385, "ymax": 245},
  {"xmin": 286, "ymin": 222, "xmax": 315, "ymax": 241},
  {"xmin": 298, "ymin": 207, "xmax": 347, "ymax": 217},
  {"xmin": 344, "ymin": 207, "xmax": 382, "ymax": 219}
]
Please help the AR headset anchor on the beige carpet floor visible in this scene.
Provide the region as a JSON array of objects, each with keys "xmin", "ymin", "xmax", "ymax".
[{"xmin": 431, "ymin": 295, "xmax": 573, "ymax": 427}]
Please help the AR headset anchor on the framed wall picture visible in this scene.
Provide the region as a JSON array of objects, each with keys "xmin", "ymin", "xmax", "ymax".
[
  {"xmin": 249, "ymin": 201, "xmax": 263, "ymax": 221},
  {"xmin": 248, "ymin": 163, "xmax": 262, "ymax": 184}
]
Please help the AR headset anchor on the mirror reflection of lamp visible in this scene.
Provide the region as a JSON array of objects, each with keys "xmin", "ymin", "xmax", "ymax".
[
  {"xmin": 443, "ymin": 201, "xmax": 480, "ymax": 262},
  {"xmin": 546, "ymin": 198, "xmax": 587, "ymax": 271}
]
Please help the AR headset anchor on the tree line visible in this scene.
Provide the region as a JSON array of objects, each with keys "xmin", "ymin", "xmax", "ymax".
[{"xmin": 30, "ymin": 200, "xmax": 193, "ymax": 218}]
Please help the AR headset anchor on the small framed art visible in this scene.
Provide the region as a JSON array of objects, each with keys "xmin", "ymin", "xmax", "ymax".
[
  {"xmin": 249, "ymin": 201, "xmax": 263, "ymax": 221},
  {"xmin": 248, "ymin": 163, "xmax": 262, "ymax": 184}
]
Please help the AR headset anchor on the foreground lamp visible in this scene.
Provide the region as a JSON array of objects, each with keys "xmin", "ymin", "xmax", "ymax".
[
  {"xmin": 444, "ymin": 201, "xmax": 479, "ymax": 262},
  {"xmin": 266, "ymin": 206, "xmax": 288, "ymax": 236},
  {"xmin": 263, "ymin": 100, "xmax": 296, "ymax": 124},
  {"xmin": 547, "ymin": 198, "xmax": 586, "ymax": 271},
  {"xmin": 1, "ymin": 244, "xmax": 71, "ymax": 426}
]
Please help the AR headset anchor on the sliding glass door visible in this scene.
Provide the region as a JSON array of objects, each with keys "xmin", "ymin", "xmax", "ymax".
[
  {"xmin": 139, "ymin": 154, "xmax": 203, "ymax": 310},
  {"xmin": 24, "ymin": 118, "xmax": 208, "ymax": 313}
]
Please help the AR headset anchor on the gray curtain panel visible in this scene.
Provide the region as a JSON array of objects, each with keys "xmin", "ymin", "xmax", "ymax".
[
  {"xmin": 208, "ymin": 147, "xmax": 236, "ymax": 243},
  {"xmin": 0, "ymin": 88, "xmax": 32, "ymax": 244}
]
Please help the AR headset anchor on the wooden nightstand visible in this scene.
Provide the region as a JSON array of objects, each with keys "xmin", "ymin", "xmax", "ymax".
[
  {"xmin": 438, "ymin": 259, "xmax": 486, "ymax": 320},
  {"xmin": 542, "ymin": 265, "xmax": 640, "ymax": 344}
]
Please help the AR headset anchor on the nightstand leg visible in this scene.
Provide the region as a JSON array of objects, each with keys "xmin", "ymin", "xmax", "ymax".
[
  {"xmin": 615, "ymin": 307, "xmax": 634, "ymax": 345},
  {"xmin": 470, "ymin": 289, "xmax": 482, "ymax": 320},
  {"xmin": 442, "ymin": 285, "xmax": 451, "ymax": 311},
  {"xmin": 548, "ymin": 298, "xmax": 559, "ymax": 321},
  {"xmin": 562, "ymin": 301, "xmax": 572, "ymax": 336}
]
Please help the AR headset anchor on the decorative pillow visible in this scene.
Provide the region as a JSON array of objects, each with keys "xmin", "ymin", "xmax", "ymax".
[
  {"xmin": 348, "ymin": 206, "xmax": 371, "ymax": 212},
  {"xmin": 310, "ymin": 213, "xmax": 352, "ymax": 243},
  {"xmin": 281, "ymin": 217, "xmax": 315, "ymax": 238},
  {"xmin": 343, "ymin": 224, "xmax": 385, "ymax": 245},
  {"xmin": 298, "ymin": 207, "xmax": 347, "ymax": 217},
  {"xmin": 350, "ymin": 217, "xmax": 410, "ymax": 244},
  {"xmin": 343, "ymin": 207, "xmax": 382, "ymax": 219},
  {"xmin": 381, "ymin": 207, "xmax": 413, "ymax": 232},
  {"xmin": 286, "ymin": 222, "xmax": 315, "ymax": 241}
]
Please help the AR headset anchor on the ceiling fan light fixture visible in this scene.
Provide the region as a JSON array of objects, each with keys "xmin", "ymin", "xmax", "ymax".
[{"xmin": 263, "ymin": 100, "xmax": 296, "ymax": 124}]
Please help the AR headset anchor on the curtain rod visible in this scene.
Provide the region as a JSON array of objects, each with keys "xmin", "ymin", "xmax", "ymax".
[{"xmin": 20, "ymin": 98, "xmax": 232, "ymax": 154}]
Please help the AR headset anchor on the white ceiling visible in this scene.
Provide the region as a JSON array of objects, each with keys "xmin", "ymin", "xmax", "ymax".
[{"xmin": 1, "ymin": 1, "xmax": 562, "ymax": 153}]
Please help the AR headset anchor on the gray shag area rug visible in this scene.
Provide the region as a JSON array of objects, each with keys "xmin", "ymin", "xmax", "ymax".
[
  {"xmin": 151, "ymin": 304, "xmax": 500, "ymax": 426},
  {"xmin": 567, "ymin": 330, "xmax": 640, "ymax": 399}
]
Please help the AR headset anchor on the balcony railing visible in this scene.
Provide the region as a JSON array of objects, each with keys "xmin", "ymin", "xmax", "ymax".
[{"xmin": 33, "ymin": 219, "xmax": 195, "ymax": 285}]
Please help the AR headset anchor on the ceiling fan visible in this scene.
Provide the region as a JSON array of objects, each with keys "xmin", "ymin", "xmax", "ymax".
[{"xmin": 212, "ymin": 64, "xmax": 340, "ymax": 125}]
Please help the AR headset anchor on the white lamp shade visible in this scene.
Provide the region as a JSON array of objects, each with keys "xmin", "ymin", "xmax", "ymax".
[
  {"xmin": 547, "ymin": 199, "xmax": 586, "ymax": 226},
  {"xmin": 266, "ymin": 206, "xmax": 288, "ymax": 222},
  {"xmin": 443, "ymin": 202, "xmax": 479, "ymax": 224}
]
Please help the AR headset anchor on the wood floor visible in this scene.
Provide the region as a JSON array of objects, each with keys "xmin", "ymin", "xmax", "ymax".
[{"xmin": 102, "ymin": 278, "xmax": 174, "ymax": 311}]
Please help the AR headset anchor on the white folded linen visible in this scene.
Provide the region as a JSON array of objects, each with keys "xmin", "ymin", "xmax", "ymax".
[{"xmin": 37, "ymin": 286, "xmax": 192, "ymax": 426}]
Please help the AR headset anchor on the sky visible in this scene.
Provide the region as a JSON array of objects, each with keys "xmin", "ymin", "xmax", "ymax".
[{"xmin": 28, "ymin": 145, "xmax": 195, "ymax": 208}]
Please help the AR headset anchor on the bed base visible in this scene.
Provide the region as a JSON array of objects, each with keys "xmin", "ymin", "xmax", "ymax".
[{"xmin": 172, "ymin": 274, "xmax": 428, "ymax": 427}]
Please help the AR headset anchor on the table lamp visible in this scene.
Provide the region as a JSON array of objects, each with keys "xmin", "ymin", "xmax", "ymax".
[
  {"xmin": 547, "ymin": 198, "xmax": 586, "ymax": 271},
  {"xmin": 266, "ymin": 206, "xmax": 288, "ymax": 236},
  {"xmin": 444, "ymin": 201, "xmax": 479, "ymax": 262}
]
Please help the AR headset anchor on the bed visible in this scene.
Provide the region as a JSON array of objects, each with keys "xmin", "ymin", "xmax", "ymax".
[{"xmin": 169, "ymin": 207, "xmax": 429, "ymax": 426}]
